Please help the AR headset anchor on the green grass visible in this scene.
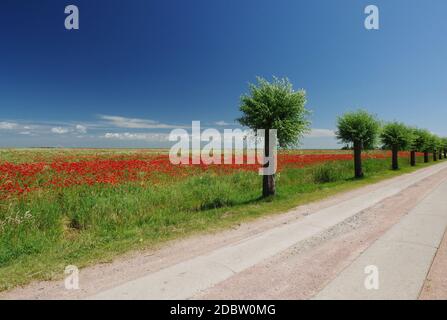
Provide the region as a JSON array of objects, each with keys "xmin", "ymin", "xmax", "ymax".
[{"xmin": 0, "ymin": 155, "xmax": 441, "ymax": 290}]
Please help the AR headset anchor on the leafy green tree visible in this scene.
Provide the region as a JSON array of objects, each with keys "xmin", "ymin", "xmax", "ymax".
[
  {"xmin": 422, "ymin": 130, "xmax": 433, "ymax": 163},
  {"xmin": 438, "ymin": 137, "xmax": 446, "ymax": 160},
  {"xmin": 439, "ymin": 138, "xmax": 444, "ymax": 160},
  {"xmin": 435, "ymin": 136, "xmax": 444, "ymax": 160},
  {"xmin": 336, "ymin": 110, "xmax": 381, "ymax": 178},
  {"xmin": 380, "ymin": 122, "xmax": 413, "ymax": 170},
  {"xmin": 441, "ymin": 137, "xmax": 447, "ymax": 159},
  {"xmin": 411, "ymin": 128, "xmax": 432, "ymax": 165},
  {"xmin": 238, "ymin": 77, "xmax": 311, "ymax": 197},
  {"xmin": 426, "ymin": 134, "xmax": 438, "ymax": 162}
]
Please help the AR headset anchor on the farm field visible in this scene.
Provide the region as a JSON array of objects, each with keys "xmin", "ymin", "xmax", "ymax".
[{"xmin": 0, "ymin": 148, "xmax": 433, "ymax": 290}]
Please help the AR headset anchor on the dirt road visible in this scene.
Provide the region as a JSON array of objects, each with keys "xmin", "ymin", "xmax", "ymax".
[{"xmin": 3, "ymin": 162, "xmax": 447, "ymax": 300}]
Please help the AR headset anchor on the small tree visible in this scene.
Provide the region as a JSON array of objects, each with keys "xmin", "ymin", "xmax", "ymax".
[
  {"xmin": 424, "ymin": 133, "xmax": 436, "ymax": 163},
  {"xmin": 380, "ymin": 122, "xmax": 412, "ymax": 170},
  {"xmin": 238, "ymin": 77, "xmax": 310, "ymax": 197},
  {"xmin": 432, "ymin": 135, "xmax": 441, "ymax": 162},
  {"xmin": 439, "ymin": 140, "xmax": 444, "ymax": 160},
  {"xmin": 442, "ymin": 138, "xmax": 447, "ymax": 159},
  {"xmin": 411, "ymin": 128, "xmax": 431, "ymax": 165},
  {"xmin": 436, "ymin": 136, "xmax": 444, "ymax": 160},
  {"xmin": 437, "ymin": 137, "xmax": 445, "ymax": 160},
  {"xmin": 425, "ymin": 134, "xmax": 437, "ymax": 162},
  {"xmin": 336, "ymin": 110, "xmax": 381, "ymax": 178}
]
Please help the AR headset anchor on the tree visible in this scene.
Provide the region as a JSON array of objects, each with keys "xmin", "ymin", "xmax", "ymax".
[
  {"xmin": 431, "ymin": 135, "xmax": 441, "ymax": 162},
  {"xmin": 425, "ymin": 134, "xmax": 438, "ymax": 162},
  {"xmin": 424, "ymin": 132, "xmax": 436, "ymax": 163},
  {"xmin": 442, "ymin": 138, "xmax": 447, "ymax": 159},
  {"xmin": 437, "ymin": 137, "xmax": 445, "ymax": 160},
  {"xmin": 238, "ymin": 77, "xmax": 310, "ymax": 197},
  {"xmin": 336, "ymin": 110, "xmax": 381, "ymax": 178},
  {"xmin": 435, "ymin": 136, "xmax": 444, "ymax": 160},
  {"xmin": 439, "ymin": 139, "xmax": 444, "ymax": 160},
  {"xmin": 411, "ymin": 128, "xmax": 431, "ymax": 165},
  {"xmin": 380, "ymin": 122, "xmax": 412, "ymax": 170}
]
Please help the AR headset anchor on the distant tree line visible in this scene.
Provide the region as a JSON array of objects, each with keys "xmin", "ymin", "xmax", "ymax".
[
  {"xmin": 336, "ymin": 110, "xmax": 447, "ymax": 178},
  {"xmin": 238, "ymin": 77, "xmax": 446, "ymax": 197}
]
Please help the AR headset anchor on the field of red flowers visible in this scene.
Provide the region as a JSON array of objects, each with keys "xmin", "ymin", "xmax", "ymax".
[{"xmin": 0, "ymin": 149, "xmax": 420, "ymax": 200}]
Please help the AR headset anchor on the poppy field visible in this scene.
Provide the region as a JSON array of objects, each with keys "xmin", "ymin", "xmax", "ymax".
[
  {"xmin": 0, "ymin": 148, "xmax": 428, "ymax": 289},
  {"xmin": 0, "ymin": 149, "xmax": 418, "ymax": 200}
]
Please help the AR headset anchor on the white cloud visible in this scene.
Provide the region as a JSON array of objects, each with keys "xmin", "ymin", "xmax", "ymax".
[
  {"xmin": 51, "ymin": 125, "xmax": 87, "ymax": 135},
  {"xmin": 0, "ymin": 122, "xmax": 18, "ymax": 130},
  {"xmin": 75, "ymin": 124, "xmax": 87, "ymax": 134},
  {"xmin": 103, "ymin": 132, "xmax": 169, "ymax": 142},
  {"xmin": 301, "ymin": 128, "xmax": 339, "ymax": 149},
  {"xmin": 99, "ymin": 115, "xmax": 183, "ymax": 129},
  {"xmin": 214, "ymin": 121, "xmax": 231, "ymax": 126},
  {"xmin": 305, "ymin": 128, "xmax": 336, "ymax": 138},
  {"xmin": 51, "ymin": 127, "xmax": 70, "ymax": 134},
  {"xmin": 19, "ymin": 131, "xmax": 32, "ymax": 135}
]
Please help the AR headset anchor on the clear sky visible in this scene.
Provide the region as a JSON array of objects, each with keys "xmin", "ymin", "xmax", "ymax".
[{"xmin": 1, "ymin": 0, "xmax": 446, "ymax": 148}]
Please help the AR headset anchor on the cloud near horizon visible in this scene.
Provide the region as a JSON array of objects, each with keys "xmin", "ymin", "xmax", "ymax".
[
  {"xmin": 99, "ymin": 115, "xmax": 186, "ymax": 129},
  {"xmin": 51, "ymin": 127, "xmax": 70, "ymax": 134},
  {"xmin": 103, "ymin": 132, "xmax": 169, "ymax": 141},
  {"xmin": 0, "ymin": 122, "xmax": 18, "ymax": 130},
  {"xmin": 305, "ymin": 128, "xmax": 336, "ymax": 138},
  {"xmin": 0, "ymin": 116, "xmax": 340, "ymax": 149},
  {"xmin": 214, "ymin": 121, "xmax": 232, "ymax": 126}
]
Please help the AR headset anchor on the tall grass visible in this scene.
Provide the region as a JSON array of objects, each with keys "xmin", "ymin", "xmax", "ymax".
[{"xmin": 312, "ymin": 161, "xmax": 352, "ymax": 183}]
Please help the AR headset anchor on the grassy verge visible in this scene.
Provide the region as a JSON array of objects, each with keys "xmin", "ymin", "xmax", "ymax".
[{"xmin": 0, "ymin": 156, "xmax": 442, "ymax": 290}]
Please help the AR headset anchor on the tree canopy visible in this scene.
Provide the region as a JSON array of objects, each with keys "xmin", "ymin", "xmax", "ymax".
[
  {"xmin": 441, "ymin": 137, "xmax": 447, "ymax": 150},
  {"xmin": 411, "ymin": 128, "xmax": 432, "ymax": 152},
  {"xmin": 237, "ymin": 77, "xmax": 311, "ymax": 148},
  {"xmin": 380, "ymin": 122, "xmax": 413, "ymax": 151},
  {"xmin": 336, "ymin": 110, "xmax": 381, "ymax": 149},
  {"xmin": 434, "ymin": 135, "xmax": 443, "ymax": 150}
]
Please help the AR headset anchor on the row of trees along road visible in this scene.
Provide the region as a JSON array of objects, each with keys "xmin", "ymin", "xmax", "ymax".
[{"xmin": 237, "ymin": 77, "xmax": 447, "ymax": 198}]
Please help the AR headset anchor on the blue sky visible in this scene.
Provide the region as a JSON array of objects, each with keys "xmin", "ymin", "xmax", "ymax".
[{"xmin": 1, "ymin": 0, "xmax": 446, "ymax": 148}]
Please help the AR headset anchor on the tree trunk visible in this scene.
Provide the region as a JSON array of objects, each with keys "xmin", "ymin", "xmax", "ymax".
[
  {"xmin": 410, "ymin": 150, "xmax": 416, "ymax": 166},
  {"xmin": 392, "ymin": 145, "xmax": 399, "ymax": 170},
  {"xmin": 353, "ymin": 140, "xmax": 363, "ymax": 178},
  {"xmin": 444, "ymin": 148, "xmax": 447, "ymax": 159},
  {"xmin": 262, "ymin": 131, "xmax": 275, "ymax": 197},
  {"xmin": 433, "ymin": 150, "xmax": 438, "ymax": 162},
  {"xmin": 424, "ymin": 152, "xmax": 429, "ymax": 163},
  {"xmin": 440, "ymin": 150, "xmax": 443, "ymax": 160}
]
